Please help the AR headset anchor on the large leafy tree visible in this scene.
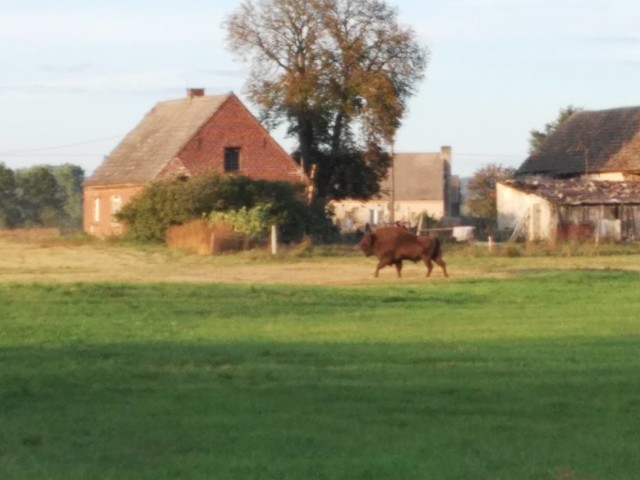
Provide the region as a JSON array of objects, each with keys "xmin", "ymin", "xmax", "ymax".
[
  {"xmin": 528, "ymin": 105, "xmax": 579, "ymax": 154},
  {"xmin": 466, "ymin": 164, "xmax": 515, "ymax": 219},
  {"xmin": 225, "ymin": 0, "xmax": 428, "ymax": 201}
]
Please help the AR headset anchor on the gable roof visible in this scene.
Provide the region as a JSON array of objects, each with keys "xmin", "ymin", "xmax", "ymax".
[
  {"xmin": 85, "ymin": 93, "xmax": 231, "ymax": 186},
  {"xmin": 517, "ymin": 106, "xmax": 640, "ymax": 177},
  {"xmin": 501, "ymin": 177, "xmax": 640, "ymax": 206},
  {"xmin": 378, "ymin": 152, "xmax": 447, "ymax": 201}
]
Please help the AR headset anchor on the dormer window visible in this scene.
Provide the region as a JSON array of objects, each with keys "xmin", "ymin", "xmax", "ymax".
[{"xmin": 224, "ymin": 147, "xmax": 240, "ymax": 172}]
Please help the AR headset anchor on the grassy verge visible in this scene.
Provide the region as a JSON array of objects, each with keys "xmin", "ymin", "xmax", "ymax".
[{"xmin": 1, "ymin": 271, "xmax": 639, "ymax": 479}]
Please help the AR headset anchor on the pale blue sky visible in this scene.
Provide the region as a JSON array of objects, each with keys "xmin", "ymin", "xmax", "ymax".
[{"xmin": 1, "ymin": 0, "xmax": 639, "ymax": 177}]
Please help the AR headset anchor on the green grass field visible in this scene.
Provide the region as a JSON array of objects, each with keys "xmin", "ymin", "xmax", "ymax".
[{"xmin": 1, "ymin": 270, "xmax": 639, "ymax": 479}]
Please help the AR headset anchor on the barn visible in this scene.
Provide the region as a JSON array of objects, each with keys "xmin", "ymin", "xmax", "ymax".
[
  {"xmin": 83, "ymin": 89, "xmax": 305, "ymax": 238},
  {"xmin": 498, "ymin": 106, "xmax": 640, "ymax": 242},
  {"xmin": 497, "ymin": 178, "xmax": 640, "ymax": 242}
]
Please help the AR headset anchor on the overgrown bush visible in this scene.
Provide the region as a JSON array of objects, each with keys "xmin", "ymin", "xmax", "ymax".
[
  {"xmin": 208, "ymin": 203, "xmax": 275, "ymax": 243},
  {"xmin": 116, "ymin": 173, "xmax": 336, "ymax": 243}
]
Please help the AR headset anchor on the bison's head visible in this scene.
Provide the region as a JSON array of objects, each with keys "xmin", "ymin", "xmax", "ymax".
[{"xmin": 358, "ymin": 233, "xmax": 376, "ymax": 256}]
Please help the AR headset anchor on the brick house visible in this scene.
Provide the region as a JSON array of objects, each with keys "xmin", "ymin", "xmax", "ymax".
[
  {"xmin": 83, "ymin": 89, "xmax": 305, "ymax": 237},
  {"xmin": 331, "ymin": 147, "xmax": 459, "ymax": 229}
]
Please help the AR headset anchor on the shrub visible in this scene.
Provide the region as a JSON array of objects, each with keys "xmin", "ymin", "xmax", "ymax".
[
  {"xmin": 504, "ymin": 244, "xmax": 522, "ymax": 257},
  {"xmin": 207, "ymin": 203, "xmax": 275, "ymax": 243},
  {"xmin": 116, "ymin": 173, "xmax": 335, "ymax": 243},
  {"xmin": 115, "ymin": 180, "xmax": 194, "ymax": 242}
]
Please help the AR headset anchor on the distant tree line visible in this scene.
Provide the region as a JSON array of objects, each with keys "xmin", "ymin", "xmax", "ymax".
[{"xmin": 0, "ymin": 163, "xmax": 84, "ymax": 230}]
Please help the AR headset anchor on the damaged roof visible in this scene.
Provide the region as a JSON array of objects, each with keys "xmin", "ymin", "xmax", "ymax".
[
  {"xmin": 502, "ymin": 178, "xmax": 640, "ymax": 205},
  {"xmin": 517, "ymin": 106, "xmax": 640, "ymax": 177}
]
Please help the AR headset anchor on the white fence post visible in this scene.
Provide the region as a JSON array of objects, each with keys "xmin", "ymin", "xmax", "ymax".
[{"xmin": 270, "ymin": 225, "xmax": 278, "ymax": 255}]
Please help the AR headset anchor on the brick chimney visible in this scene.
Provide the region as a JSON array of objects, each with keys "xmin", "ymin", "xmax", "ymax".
[
  {"xmin": 187, "ymin": 88, "xmax": 205, "ymax": 99},
  {"xmin": 440, "ymin": 145, "xmax": 452, "ymax": 163}
]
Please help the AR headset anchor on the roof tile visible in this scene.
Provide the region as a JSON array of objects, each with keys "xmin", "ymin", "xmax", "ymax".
[
  {"xmin": 85, "ymin": 94, "xmax": 230, "ymax": 186},
  {"xmin": 517, "ymin": 106, "xmax": 640, "ymax": 177}
]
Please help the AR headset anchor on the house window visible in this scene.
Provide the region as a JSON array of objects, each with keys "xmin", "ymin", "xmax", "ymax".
[
  {"xmin": 224, "ymin": 147, "xmax": 240, "ymax": 172},
  {"xmin": 94, "ymin": 198, "xmax": 101, "ymax": 223},
  {"xmin": 369, "ymin": 208, "xmax": 384, "ymax": 225},
  {"xmin": 111, "ymin": 195, "xmax": 122, "ymax": 215},
  {"xmin": 111, "ymin": 195, "xmax": 122, "ymax": 223}
]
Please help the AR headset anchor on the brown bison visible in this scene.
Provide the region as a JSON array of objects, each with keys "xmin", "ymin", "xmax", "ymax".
[{"xmin": 358, "ymin": 226, "xmax": 448, "ymax": 278}]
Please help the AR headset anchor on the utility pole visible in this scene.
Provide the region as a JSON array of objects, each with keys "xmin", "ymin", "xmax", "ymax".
[
  {"xmin": 578, "ymin": 136, "xmax": 589, "ymax": 175},
  {"xmin": 389, "ymin": 144, "xmax": 395, "ymax": 224}
]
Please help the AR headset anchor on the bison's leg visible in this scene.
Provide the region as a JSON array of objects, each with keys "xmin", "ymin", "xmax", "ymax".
[
  {"xmin": 374, "ymin": 263, "xmax": 381, "ymax": 277},
  {"xmin": 419, "ymin": 253, "xmax": 433, "ymax": 277},
  {"xmin": 374, "ymin": 254, "xmax": 396, "ymax": 277},
  {"xmin": 374, "ymin": 258, "xmax": 389, "ymax": 277},
  {"xmin": 435, "ymin": 257, "xmax": 448, "ymax": 277},
  {"xmin": 394, "ymin": 260, "xmax": 403, "ymax": 277}
]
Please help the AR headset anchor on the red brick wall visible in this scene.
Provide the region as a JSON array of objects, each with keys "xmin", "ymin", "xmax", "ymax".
[
  {"xmin": 83, "ymin": 185, "xmax": 143, "ymax": 238},
  {"xmin": 156, "ymin": 157, "xmax": 189, "ymax": 181},
  {"xmin": 174, "ymin": 95, "xmax": 305, "ymax": 183}
]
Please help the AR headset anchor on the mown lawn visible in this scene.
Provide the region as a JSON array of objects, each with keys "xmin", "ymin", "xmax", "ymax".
[{"xmin": 1, "ymin": 270, "xmax": 639, "ymax": 479}]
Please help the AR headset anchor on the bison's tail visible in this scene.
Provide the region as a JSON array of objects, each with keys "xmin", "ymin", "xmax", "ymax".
[{"xmin": 430, "ymin": 237, "xmax": 442, "ymax": 260}]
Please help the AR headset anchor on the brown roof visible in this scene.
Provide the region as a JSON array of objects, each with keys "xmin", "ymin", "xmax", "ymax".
[
  {"xmin": 85, "ymin": 93, "xmax": 231, "ymax": 186},
  {"xmin": 378, "ymin": 152, "xmax": 446, "ymax": 201},
  {"xmin": 517, "ymin": 106, "xmax": 640, "ymax": 177},
  {"xmin": 502, "ymin": 178, "xmax": 640, "ymax": 205}
]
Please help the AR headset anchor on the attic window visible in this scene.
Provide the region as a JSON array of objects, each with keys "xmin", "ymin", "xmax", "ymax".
[{"xmin": 224, "ymin": 147, "xmax": 240, "ymax": 172}]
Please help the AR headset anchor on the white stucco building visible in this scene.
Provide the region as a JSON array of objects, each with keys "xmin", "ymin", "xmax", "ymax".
[{"xmin": 332, "ymin": 147, "xmax": 460, "ymax": 230}]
